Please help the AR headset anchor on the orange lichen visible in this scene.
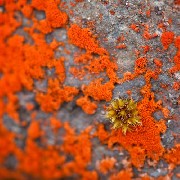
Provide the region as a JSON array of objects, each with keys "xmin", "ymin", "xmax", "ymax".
[
  {"xmin": 21, "ymin": 4, "xmax": 33, "ymax": 18},
  {"xmin": 174, "ymin": 36, "xmax": 180, "ymax": 49},
  {"xmin": 162, "ymin": 108, "xmax": 170, "ymax": 118},
  {"xmin": 110, "ymin": 10, "xmax": 115, "ymax": 15},
  {"xmin": 164, "ymin": 144, "xmax": 180, "ymax": 167},
  {"xmin": 160, "ymin": 31, "xmax": 174, "ymax": 50},
  {"xmin": 0, "ymin": 168, "xmax": 24, "ymax": 180},
  {"xmin": 135, "ymin": 57, "xmax": 148, "ymax": 75},
  {"xmin": 110, "ymin": 168, "xmax": 133, "ymax": 180},
  {"xmin": 141, "ymin": 45, "xmax": 150, "ymax": 54},
  {"xmin": 69, "ymin": 67, "xmax": 86, "ymax": 80},
  {"xmin": 1, "ymin": 3, "xmax": 103, "ymax": 177},
  {"xmin": 134, "ymin": 49, "xmax": 141, "ymax": 57},
  {"xmin": 25, "ymin": 103, "xmax": 34, "ymax": 111},
  {"xmin": 117, "ymin": 35, "xmax": 125, "ymax": 43},
  {"xmin": 116, "ymin": 44, "xmax": 126, "ymax": 49},
  {"xmin": 105, "ymin": 101, "xmax": 167, "ymax": 168},
  {"xmin": 36, "ymin": 78, "xmax": 79, "ymax": 112},
  {"xmin": 173, "ymin": 82, "xmax": 180, "ymax": 91},
  {"xmin": 82, "ymin": 79, "xmax": 115, "ymax": 101},
  {"xmin": 94, "ymin": 124, "xmax": 109, "ymax": 143},
  {"xmin": 61, "ymin": 123, "xmax": 97, "ymax": 179},
  {"xmin": 0, "ymin": 0, "xmax": 179, "ymax": 179},
  {"xmin": 0, "ymin": 122, "xmax": 17, "ymax": 164},
  {"xmin": 28, "ymin": 121, "xmax": 42, "ymax": 139},
  {"xmin": 97, "ymin": 157, "xmax": 116, "ymax": 174},
  {"xmin": 170, "ymin": 51, "xmax": 180, "ymax": 73},
  {"xmin": 130, "ymin": 24, "xmax": 140, "ymax": 33},
  {"xmin": 17, "ymin": 141, "xmax": 66, "ymax": 179},
  {"xmin": 140, "ymin": 174, "xmax": 153, "ymax": 180},
  {"xmin": 74, "ymin": 52, "xmax": 93, "ymax": 64},
  {"xmin": 87, "ymin": 56, "xmax": 112, "ymax": 74},
  {"xmin": 121, "ymin": 71, "xmax": 134, "ymax": 82},
  {"xmin": 146, "ymin": 10, "xmax": 151, "ymax": 18},
  {"xmin": 126, "ymin": 90, "xmax": 132, "ymax": 96},
  {"xmin": 169, "ymin": 36, "xmax": 180, "ymax": 73},
  {"xmin": 99, "ymin": 57, "xmax": 167, "ymax": 167},
  {"xmin": 76, "ymin": 96, "xmax": 97, "ymax": 114},
  {"xmin": 15, "ymin": 122, "xmax": 97, "ymax": 179},
  {"xmin": 68, "ymin": 24, "xmax": 107, "ymax": 55},
  {"xmin": 142, "ymin": 24, "xmax": 158, "ymax": 40},
  {"xmin": 86, "ymin": 55, "xmax": 118, "ymax": 82},
  {"xmin": 32, "ymin": 0, "xmax": 68, "ymax": 30},
  {"xmin": 67, "ymin": 24, "xmax": 118, "ymax": 105},
  {"xmin": 50, "ymin": 117, "xmax": 62, "ymax": 132},
  {"xmin": 154, "ymin": 58, "xmax": 163, "ymax": 67}
]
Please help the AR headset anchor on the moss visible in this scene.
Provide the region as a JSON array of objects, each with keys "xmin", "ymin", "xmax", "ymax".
[{"xmin": 106, "ymin": 98, "xmax": 141, "ymax": 134}]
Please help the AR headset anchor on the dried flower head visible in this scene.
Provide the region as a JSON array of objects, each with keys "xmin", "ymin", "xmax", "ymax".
[{"xmin": 106, "ymin": 98, "xmax": 141, "ymax": 134}]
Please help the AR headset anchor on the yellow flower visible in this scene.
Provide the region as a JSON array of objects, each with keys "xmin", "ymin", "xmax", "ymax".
[{"xmin": 106, "ymin": 98, "xmax": 141, "ymax": 134}]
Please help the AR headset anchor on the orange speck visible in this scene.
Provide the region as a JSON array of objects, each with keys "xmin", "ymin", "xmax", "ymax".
[
  {"xmin": 162, "ymin": 107, "xmax": 170, "ymax": 118},
  {"xmin": 130, "ymin": 24, "xmax": 140, "ymax": 33},
  {"xmin": 28, "ymin": 121, "xmax": 41, "ymax": 139},
  {"xmin": 116, "ymin": 44, "xmax": 126, "ymax": 49},
  {"xmin": 126, "ymin": 90, "xmax": 132, "ymax": 96},
  {"xmin": 21, "ymin": 5, "xmax": 33, "ymax": 18},
  {"xmin": 110, "ymin": 169, "xmax": 133, "ymax": 180},
  {"xmin": 122, "ymin": 71, "xmax": 134, "ymax": 81},
  {"xmin": 141, "ymin": 45, "xmax": 150, "ymax": 54},
  {"xmin": 110, "ymin": 10, "xmax": 115, "ymax": 15},
  {"xmin": 154, "ymin": 58, "xmax": 163, "ymax": 67},
  {"xmin": 95, "ymin": 124, "xmax": 109, "ymax": 143},
  {"xmin": 75, "ymin": 0, "xmax": 84, "ymax": 2},
  {"xmin": 97, "ymin": 157, "xmax": 116, "ymax": 174},
  {"xmin": 174, "ymin": 36, "xmax": 180, "ymax": 49},
  {"xmin": 160, "ymin": 31, "xmax": 174, "ymax": 50},
  {"xmin": 25, "ymin": 103, "xmax": 34, "ymax": 111},
  {"xmin": 170, "ymin": 36, "xmax": 180, "ymax": 73},
  {"xmin": 160, "ymin": 83, "xmax": 168, "ymax": 89},
  {"xmin": 50, "ymin": 117, "xmax": 61, "ymax": 132},
  {"xmin": 135, "ymin": 49, "xmax": 141, "ymax": 57},
  {"xmin": 158, "ymin": 23, "xmax": 166, "ymax": 31},
  {"xmin": 76, "ymin": 96, "xmax": 97, "ymax": 115},
  {"xmin": 173, "ymin": 82, "xmax": 180, "ymax": 91},
  {"xmin": 164, "ymin": 144, "xmax": 180, "ymax": 167},
  {"xmin": 142, "ymin": 24, "xmax": 158, "ymax": 40},
  {"xmin": 146, "ymin": 10, "xmax": 151, "ymax": 18},
  {"xmin": 69, "ymin": 67, "xmax": 86, "ymax": 80}
]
